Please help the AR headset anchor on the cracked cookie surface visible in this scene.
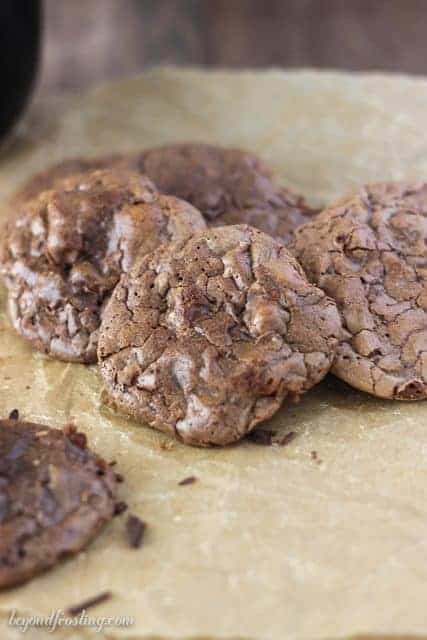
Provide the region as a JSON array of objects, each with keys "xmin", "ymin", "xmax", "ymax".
[
  {"xmin": 98, "ymin": 225, "xmax": 342, "ymax": 446},
  {"xmin": 1, "ymin": 169, "xmax": 206, "ymax": 363},
  {"xmin": 139, "ymin": 143, "xmax": 317, "ymax": 245},
  {"xmin": 292, "ymin": 182, "xmax": 427, "ymax": 400},
  {"xmin": 0, "ymin": 420, "xmax": 120, "ymax": 589}
]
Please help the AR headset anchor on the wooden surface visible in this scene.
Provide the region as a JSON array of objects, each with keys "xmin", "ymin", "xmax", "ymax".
[{"xmin": 39, "ymin": 0, "xmax": 427, "ymax": 95}]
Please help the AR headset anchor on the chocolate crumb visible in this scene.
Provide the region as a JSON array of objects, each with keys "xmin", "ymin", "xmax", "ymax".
[
  {"xmin": 247, "ymin": 429, "xmax": 276, "ymax": 445},
  {"xmin": 63, "ymin": 425, "xmax": 88, "ymax": 450},
  {"xmin": 160, "ymin": 439, "xmax": 175, "ymax": 451},
  {"xmin": 126, "ymin": 515, "xmax": 146, "ymax": 548},
  {"xmin": 67, "ymin": 591, "xmax": 112, "ymax": 616},
  {"xmin": 63, "ymin": 423, "xmax": 76, "ymax": 434},
  {"xmin": 113, "ymin": 501, "xmax": 128, "ymax": 516},
  {"xmin": 68, "ymin": 431, "xmax": 87, "ymax": 450},
  {"xmin": 94, "ymin": 455, "xmax": 108, "ymax": 471},
  {"xmin": 114, "ymin": 473, "xmax": 124, "ymax": 483},
  {"xmin": 277, "ymin": 431, "xmax": 297, "ymax": 447},
  {"xmin": 178, "ymin": 476, "xmax": 197, "ymax": 486},
  {"xmin": 8, "ymin": 409, "xmax": 19, "ymax": 420},
  {"xmin": 310, "ymin": 450, "xmax": 322, "ymax": 464}
]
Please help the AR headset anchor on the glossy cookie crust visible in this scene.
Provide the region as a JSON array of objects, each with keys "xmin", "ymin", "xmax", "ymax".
[
  {"xmin": 1, "ymin": 169, "xmax": 206, "ymax": 363},
  {"xmin": 292, "ymin": 182, "xmax": 427, "ymax": 400},
  {"xmin": 98, "ymin": 225, "xmax": 342, "ymax": 446},
  {"xmin": 139, "ymin": 143, "xmax": 317, "ymax": 245}
]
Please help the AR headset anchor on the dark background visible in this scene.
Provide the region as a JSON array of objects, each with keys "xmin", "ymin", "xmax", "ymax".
[{"xmin": 40, "ymin": 0, "xmax": 427, "ymax": 95}]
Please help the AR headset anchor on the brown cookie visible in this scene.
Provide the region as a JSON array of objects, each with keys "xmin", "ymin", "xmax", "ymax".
[
  {"xmin": 0, "ymin": 420, "xmax": 121, "ymax": 589},
  {"xmin": 10, "ymin": 153, "xmax": 138, "ymax": 207},
  {"xmin": 292, "ymin": 182, "xmax": 427, "ymax": 400},
  {"xmin": 98, "ymin": 225, "xmax": 342, "ymax": 447},
  {"xmin": 138, "ymin": 143, "xmax": 317, "ymax": 244},
  {"xmin": 10, "ymin": 145, "xmax": 316, "ymax": 244},
  {"xmin": 0, "ymin": 169, "xmax": 206, "ymax": 363}
]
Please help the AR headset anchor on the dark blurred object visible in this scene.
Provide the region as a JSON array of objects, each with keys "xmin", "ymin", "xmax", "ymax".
[
  {"xmin": 0, "ymin": 0, "xmax": 41, "ymax": 142},
  {"xmin": 41, "ymin": 0, "xmax": 427, "ymax": 96}
]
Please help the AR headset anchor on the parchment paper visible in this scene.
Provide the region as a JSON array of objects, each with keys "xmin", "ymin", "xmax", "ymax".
[{"xmin": 0, "ymin": 69, "xmax": 427, "ymax": 640}]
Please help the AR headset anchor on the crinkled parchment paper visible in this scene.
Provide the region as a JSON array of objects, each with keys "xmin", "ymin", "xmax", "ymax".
[{"xmin": 0, "ymin": 69, "xmax": 427, "ymax": 640}]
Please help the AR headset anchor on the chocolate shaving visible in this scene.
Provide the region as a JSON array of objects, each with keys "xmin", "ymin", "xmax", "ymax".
[
  {"xmin": 278, "ymin": 431, "xmax": 297, "ymax": 447},
  {"xmin": 178, "ymin": 475, "xmax": 197, "ymax": 486},
  {"xmin": 67, "ymin": 591, "xmax": 112, "ymax": 616},
  {"xmin": 126, "ymin": 515, "xmax": 146, "ymax": 548},
  {"xmin": 8, "ymin": 409, "xmax": 19, "ymax": 420},
  {"xmin": 113, "ymin": 501, "xmax": 128, "ymax": 516},
  {"xmin": 248, "ymin": 429, "xmax": 297, "ymax": 447},
  {"xmin": 247, "ymin": 429, "xmax": 276, "ymax": 445}
]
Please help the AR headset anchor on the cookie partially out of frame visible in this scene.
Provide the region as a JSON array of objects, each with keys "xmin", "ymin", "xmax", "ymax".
[
  {"xmin": 292, "ymin": 182, "xmax": 427, "ymax": 400},
  {"xmin": 1, "ymin": 169, "xmax": 206, "ymax": 363},
  {"xmin": 98, "ymin": 225, "xmax": 342, "ymax": 447},
  {"xmin": 0, "ymin": 420, "xmax": 122, "ymax": 589}
]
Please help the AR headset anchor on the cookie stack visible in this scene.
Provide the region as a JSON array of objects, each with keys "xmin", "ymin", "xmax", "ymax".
[{"xmin": 2, "ymin": 144, "xmax": 426, "ymax": 447}]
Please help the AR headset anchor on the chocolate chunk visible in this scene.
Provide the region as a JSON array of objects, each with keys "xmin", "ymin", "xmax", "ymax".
[
  {"xmin": 178, "ymin": 476, "xmax": 197, "ymax": 486},
  {"xmin": 98, "ymin": 225, "xmax": 342, "ymax": 446},
  {"xmin": 0, "ymin": 169, "xmax": 205, "ymax": 363},
  {"xmin": 0, "ymin": 420, "xmax": 122, "ymax": 589},
  {"xmin": 8, "ymin": 409, "xmax": 19, "ymax": 421},
  {"xmin": 126, "ymin": 515, "xmax": 146, "ymax": 549},
  {"xmin": 67, "ymin": 590, "xmax": 112, "ymax": 616},
  {"xmin": 292, "ymin": 182, "xmax": 427, "ymax": 400}
]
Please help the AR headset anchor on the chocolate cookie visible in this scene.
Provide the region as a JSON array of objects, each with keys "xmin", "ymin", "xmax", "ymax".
[
  {"xmin": 98, "ymin": 225, "xmax": 342, "ymax": 446},
  {"xmin": 10, "ymin": 145, "xmax": 316, "ymax": 244},
  {"xmin": 292, "ymin": 182, "xmax": 427, "ymax": 400},
  {"xmin": 10, "ymin": 153, "xmax": 137, "ymax": 207},
  {"xmin": 0, "ymin": 420, "xmax": 121, "ymax": 588},
  {"xmin": 138, "ymin": 143, "xmax": 317, "ymax": 244},
  {"xmin": 1, "ymin": 169, "xmax": 206, "ymax": 363}
]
